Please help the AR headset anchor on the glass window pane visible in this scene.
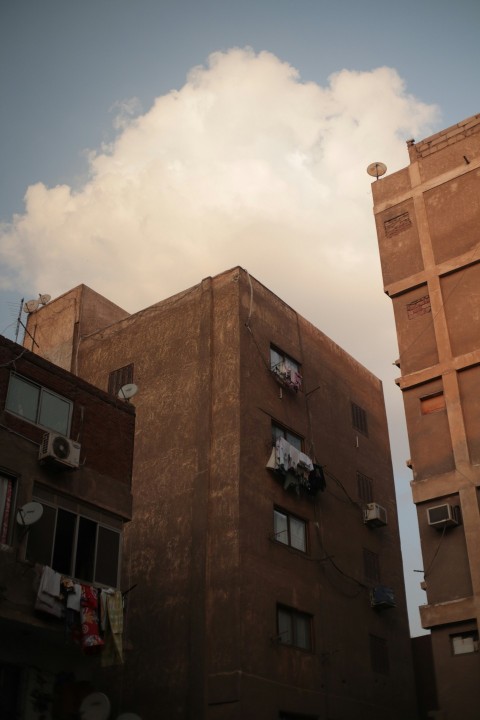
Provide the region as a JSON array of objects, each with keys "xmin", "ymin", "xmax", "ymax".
[
  {"xmin": 290, "ymin": 517, "xmax": 306, "ymax": 552},
  {"xmin": 294, "ymin": 614, "xmax": 311, "ymax": 650},
  {"xmin": 39, "ymin": 390, "xmax": 71, "ymax": 435},
  {"xmin": 26, "ymin": 504, "xmax": 56, "ymax": 567},
  {"xmin": 75, "ymin": 517, "xmax": 96, "ymax": 582},
  {"xmin": 278, "ymin": 608, "xmax": 292, "ymax": 645},
  {"xmin": 274, "ymin": 510, "xmax": 288, "ymax": 545},
  {"xmin": 270, "ymin": 348, "xmax": 282, "ymax": 370},
  {"xmin": 95, "ymin": 526, "xmax": 120, "ymax": 587},
  {"xmin": 6, "ymin": 375, "xmax": 39, "ymax": 423},
  {"xmin": 285, "ymin": 431, "xmax": 302, "ymax": 451},
  {"xmin": 52, "ymin": 509, "xmax": 76, "ymax": 575}
]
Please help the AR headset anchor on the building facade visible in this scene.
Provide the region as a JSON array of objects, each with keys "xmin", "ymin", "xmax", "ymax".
[
  {"xmin": 0, "ymin": 335, "xmax": 134, "ymax": 719},
  {"xmin": 371, "ymin": 113, "xmax": 480, "ymax": 719},
  {"xmin": 24, "ymin": 267, "xmax": 417, "ymax": 719}
]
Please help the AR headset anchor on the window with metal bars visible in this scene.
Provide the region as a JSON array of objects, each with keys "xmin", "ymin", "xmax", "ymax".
[
  {"xmin": 370, "ymin": 634, "xmax": 389, "ymax": 674},
  {"xmin": 357, "ymin": 472, "xmax": 373, "ymax": 503},
  {"xmin": 363, "ymin": 548, "xmax": 381, "ymax": 583}
]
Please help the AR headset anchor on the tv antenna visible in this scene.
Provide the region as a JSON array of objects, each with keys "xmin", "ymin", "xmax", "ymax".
[
  {"xmin": 366, "ymin": 162, "xmax": 387, "ymax": 180},
  {"xmin": 14, "ymin": 292, "xmax": 52, "ymax": 345}
]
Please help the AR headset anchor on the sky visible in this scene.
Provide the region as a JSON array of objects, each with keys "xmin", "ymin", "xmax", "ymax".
[{"xmin": 1, "ymin": 0, "xmax": 479, "ymax": 636}]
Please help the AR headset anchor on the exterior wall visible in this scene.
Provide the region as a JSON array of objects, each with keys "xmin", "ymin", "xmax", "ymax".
[
  {"xmin": 0, "ymin": 335, "xmax": 134, "ymax": 719},
  {"xmin": 24, "ymin": 268, "xmax": 417, "ymax": 719},
  {"xmin": 371, "ymin": 113, "xmax": 480, "ymax": 720}
]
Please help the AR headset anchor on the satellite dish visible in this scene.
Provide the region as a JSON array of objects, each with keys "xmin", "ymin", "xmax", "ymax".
[
  {"xmin": 117, "ymin": 715, "xmax": 142, "ymax": 720},
  {"xmin": 118, "ymin": 383, "xmax": 138, "ymax": 400},
  {"xmin": 79, "ymin": 693, "xmax": 111, "ymax": 720},
  {"xmin": 16, "ymin": 501, "xmax": 44, "ymax": 526},
  {"xmin": 39, "ymin": 294, "xmax": 51, "ymax": 305},
  {"xmin": 367, "ymin": 162, "xmax": 387, "ymax": 180},
  {"xmin": 23, "ymin": 299, "xmax": 40, "ymax": 313}
]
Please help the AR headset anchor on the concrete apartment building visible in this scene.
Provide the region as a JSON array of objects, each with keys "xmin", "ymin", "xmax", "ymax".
[
  {"xmin": 371, "ymin": 113, "xmax": 480, "ymax": 719},
  {"xmin": 0, "ymin": 335, "xmax": 135, "ymax": 719},
  {"xmin": 22, "ymin": 267, "xmax": 417, "ymax": 719}
]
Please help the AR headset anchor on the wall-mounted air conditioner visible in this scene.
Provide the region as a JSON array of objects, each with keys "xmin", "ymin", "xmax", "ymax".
[
  {"xmin": 370, "ymin": 585, "xmax": 396, "ymax": 610},
  {"xmin": 427, "ymin": 504, "xmax": 459, "ymax": 529},
  {"xmin": 363, "ymin": 503, "xmax": 387, "ymax": 527},
  {"xmin": 39, "ymin": 432, "xmax": 81, "ymax": 469}
]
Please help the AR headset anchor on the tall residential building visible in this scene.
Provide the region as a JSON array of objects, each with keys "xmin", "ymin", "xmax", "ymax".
[
  {"xmin": 371, "ymin": 113, "xmax": 480, "ymax": 720},
  {"xmin": 23, "ymin": 267, "xmax": 417, "ymax": 719},
  {"xmin": 0, "ymin": 335, "xmax": 134, "ymax": 718}
]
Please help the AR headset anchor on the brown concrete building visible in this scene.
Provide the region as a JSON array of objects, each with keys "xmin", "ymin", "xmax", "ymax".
[
  {"xmin": 371, "ymin": 113, "xmax": 480, "ymax": 720},
  {"xmin": 23, "ymin": 268, "xmax": 417, "ymax": 719},
  {"xmin": 0, "ymin": 335, "xmax": 135, "ymax": 718}
]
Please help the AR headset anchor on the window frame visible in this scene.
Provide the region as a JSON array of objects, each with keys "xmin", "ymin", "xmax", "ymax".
[
  {"xmin": 273, "ymin": 507, "xmax": 308, "ymax": 553},
  {"xmin": 5, "ymin": 372, "xmax": 72, "ymax": 436},
  {"xmin": 357, "ymin": 472, "xmax": 374, "ymax": 504},
  {"xmin": 363, "ymin": 548, "xmax": 381, "ymax": 584},
  {"xmin": 351, "ymin": 402, "xmax": 368, "ymax": 436},
  {"xmin": 0, "ymin": 472, "xmax": 17, "ymax": 545},
  {"xmin": 270, "ymin": 346, "xmax": 302, "ymax": 391},
  {"xmin": 108, "ymin": 363, "xmax": 134, "ymax": 397},
  {"xmin": 276, "ymin": 604, "xmax": 313, "ymax": 652},
  {"xmin": 271, "ymin": 422, "xmax": 303, "ymax": 452},
  {"xmin": 26, "ymin": 496, "xmax": 121, "ymax": 588},
  {"xmin": 451, "ymin": 630, "xmax": 479, "ymax": 655}
]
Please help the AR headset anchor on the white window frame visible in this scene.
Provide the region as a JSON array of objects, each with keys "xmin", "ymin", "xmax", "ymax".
[
  {"xmin": 26, "ymin": 497, "xmax": 121, "ymax": 588},
  {"xmin": 5, "ymin": 372, "xmax": 72, "ymax": 436}
]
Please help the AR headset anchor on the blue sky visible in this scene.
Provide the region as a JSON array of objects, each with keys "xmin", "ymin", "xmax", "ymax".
[{"xmin": 1, "ymin": 0, "xmax": 479, "ymax": 635}]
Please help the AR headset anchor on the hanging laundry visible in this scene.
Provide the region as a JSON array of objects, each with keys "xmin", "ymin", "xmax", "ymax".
[
  {"xmin": 34, "ymin": 566, "xmax": 64, "ymax": 618},
  {"xmin": 266, "ymin": 437, "xmax": 314, "ymax": 494},
  {"xmin": 101, "ymin": 590, "xmax": 124, "ymax": 666},
  {"xmin": 80, "ymin": 585, "xmax": 105, "ymax": 654}
]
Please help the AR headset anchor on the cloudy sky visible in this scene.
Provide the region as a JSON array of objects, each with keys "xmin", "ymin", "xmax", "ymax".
[{"xmin": 1, "ymin": 0, "xmax": 479, "ymax": 635}]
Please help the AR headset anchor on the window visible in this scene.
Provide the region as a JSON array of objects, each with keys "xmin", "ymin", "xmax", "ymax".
[
  {"xmin": 270, "ymin": 346, "xmax": 302, "ymax": 391},
  {"xmin": 26, "ymin": 497, "xmax": 121, "ymax": 587},
  {"xmin": 277, "ymin": 605, "xmax": 312, "ymax": 651},
  {"xmin": 351, "ymin": 402, "xmax": 368, "ymax": 436},
  {"xmin": 0, "ymin": 474, "xmax": 15, "ymax": 545},
  {"xmin": 274, "ymin": 509, "xmax": 307, "ymax": 552},
  {"xmin": 108, "ymin": 363, "xmax": 134, "ymax": 397},
  {"xmin": 451, "ymin": 630, "xmax": 479, "ymax": 655},
  {"xmin": 420, "ymin": 392, "xmax": 445, "ymax": 415},
  {"xmin": 363, "ymin": 548, "xmax": 380, "ymax": 583},
  {"xmin": 357, "ymin": 472, "xmax": 373, "ymax": 503},
  {"xmin": 369, "ymin": 634, "xmax": 389, "ymax": 674},
  {"xmin": 5, "ymin": 373, "xmax": 72, "ymax": 436},
  {"xmin": 272, "ymin": 422, "xmax": 303, "ymax": 451}
]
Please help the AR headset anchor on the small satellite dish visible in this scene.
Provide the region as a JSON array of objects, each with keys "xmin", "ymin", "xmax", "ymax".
[
  {"xmin": 367, "ymin": 162, "xmax": 387, "ymax": 180},
  {"xmin": 23, "ymin": 299, "xmax": 40, "ymax": 313},
  {"xmin": 79, "ymin": 693, "xmax": 111, "ymax": 720},
  {"xmin": 117, "ymin": 714, "xmax": 142, "ymax": 720},
  {"xmin": 16, "ymin": 501, "xmax": 44, "ymax": 526},
  {"xmin": 118, "ymin": 383, "xmax": 138, "ymax": 401},
  {"xmin": 39, "ymin": 294, "xmax": 51, "ymax": 305}
]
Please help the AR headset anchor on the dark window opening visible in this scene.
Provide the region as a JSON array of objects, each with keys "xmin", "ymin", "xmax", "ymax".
[
  {"xmin": 357, "ymin": 472, "xmax": 373, "ymax": 503},
  {"xmin": 274, "ymin": 509, "xmax": 307, "ymax": 552},
  {"xmin": 26, "ymin": 501, "xmax": 121, "ymax": 587},
  {"xmin": 0, "ymin": 473, "xmax": 16, "ymax": 545},
  {"xmin": 363, "ymin": 548, "xmax": 381, "ymax": 583},
  {"xmin": 277, "ymin": 605, "xmax": 312, "ymax": 651},
  {"xmin": 108, "ymin": 364, "xmax": 134, "ymax": 397},
  {"xmin": 370, "ymin": 634, "xmax": 389, "ymax": 674}
]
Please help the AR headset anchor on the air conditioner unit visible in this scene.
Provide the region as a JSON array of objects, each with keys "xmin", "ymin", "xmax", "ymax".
[
  {"xmin": 363, "ymin": 503, "xmax": 387, "ymax": 527},
  {"xmin": 427, "ymin": 504, "xmax": 459, "ymax": 529},
  {"xmin": 39, "ymin": 432, "xmax": 80, "ymax": 469},
  {"xmin": 370, "ymin": 585, "xmax": 396, "ymax": 610}
]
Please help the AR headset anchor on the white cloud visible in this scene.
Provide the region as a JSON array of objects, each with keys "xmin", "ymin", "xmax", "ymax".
[{"xmin": 0, "ymin": 47, "xmax": 438, "ymax": 377}]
